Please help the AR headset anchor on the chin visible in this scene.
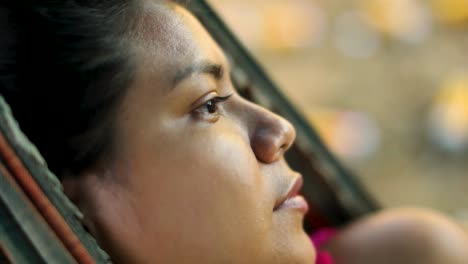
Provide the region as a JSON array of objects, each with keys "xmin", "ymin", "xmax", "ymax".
[
  {"xmin": 272, "ymin": 231, "xmax": 317, "ymax": 264},
  {"xmin": 294, "ymin": 232, "xmax": 317, "ymax": 264}
]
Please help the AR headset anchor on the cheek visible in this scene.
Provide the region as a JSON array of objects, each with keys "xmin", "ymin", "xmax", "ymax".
[
  {"xmin": 135, "ymin": 127, "xmax": 269, "ymax": 222},
  {"xmin": 89, "ymin": 186, "xmax": 149, "ymax": 263},
  {"xmin": 111, "ymin": 123, "xmax": 275, "ymax": 261}
]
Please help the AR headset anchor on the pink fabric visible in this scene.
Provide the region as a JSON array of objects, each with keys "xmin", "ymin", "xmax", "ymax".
[
  {"xmin": 315, "ymin": 252, "xmax": 334, "ymax": 264},
  {"xmin": 310, "ymin": 228, "xmax": 337, "ymax": 264}
]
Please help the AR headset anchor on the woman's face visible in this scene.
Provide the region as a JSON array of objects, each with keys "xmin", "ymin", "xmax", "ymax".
[{"xmin": 65, "ymin": 2, "xmax": 315, "ymax": 263}]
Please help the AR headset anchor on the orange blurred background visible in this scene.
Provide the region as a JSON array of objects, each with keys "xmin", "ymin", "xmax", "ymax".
[{"xmin": 210, "ymin": 0, "xmax": 468, "ymax": 225}]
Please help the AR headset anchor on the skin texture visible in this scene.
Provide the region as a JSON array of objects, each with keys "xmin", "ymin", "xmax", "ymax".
[
  {"xmin": 63, "ymin": 2, "xmax": 315, "ymax": 264},
  {"xmin": 325, "ymin": 208, "xmax": 468, "ymax": 264}
]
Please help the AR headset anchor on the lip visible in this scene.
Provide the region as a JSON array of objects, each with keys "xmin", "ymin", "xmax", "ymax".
[{"xmin": 274, "ymin": 175, "xmax": 309, "ymax": 213}]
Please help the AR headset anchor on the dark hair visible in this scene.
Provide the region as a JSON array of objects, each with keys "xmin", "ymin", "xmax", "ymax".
[{"xmin": 0, "ymin": 0, "xmax": 142, "ymax": 176}]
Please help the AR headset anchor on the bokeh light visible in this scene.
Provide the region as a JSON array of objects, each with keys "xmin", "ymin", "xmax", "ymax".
[
  {"xmin": 359, "ymin": 0, "xmax": 432, "ymax": 44},
  {"xmin": 263, "ymin": 1, "xmax": 326, "ymax": 51},
  {"xmin": 334, "ymin": 10, "xmax": 380, "ymax": 58},
  {"xmin": 307, "ymin": 109, "xmax": 380, "ymax": 161},
  {"xmin": 428, "ymin": 72, "xmax": 468, "ymax": 153},
  {"xmin": 210, "ymin": 0, "xmax": 326, "ymax": 52},
  {"xmin": 430, "ymin": 0, "xmax": 468, "ymax": 24}
]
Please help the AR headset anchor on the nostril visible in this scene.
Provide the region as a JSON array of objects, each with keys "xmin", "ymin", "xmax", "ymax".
[{"xmin": 278, "ymin": 144, "xmax": 286, "ymax": 154}]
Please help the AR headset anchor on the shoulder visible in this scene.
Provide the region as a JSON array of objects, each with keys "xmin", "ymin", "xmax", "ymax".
[{"xmin": 325, "ymin": 208, "xmax": 468, "ymax": 264}]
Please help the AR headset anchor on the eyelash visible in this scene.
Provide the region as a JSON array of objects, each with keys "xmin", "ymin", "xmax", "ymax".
[{"xmin": 193, "ymin": 94, "xmax": 233, "ymax": 121}]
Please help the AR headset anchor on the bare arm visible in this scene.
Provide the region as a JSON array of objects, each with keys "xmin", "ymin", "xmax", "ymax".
[{"xmin": 324, "ymin": 208, "xmax": 468, "ymax": 264}]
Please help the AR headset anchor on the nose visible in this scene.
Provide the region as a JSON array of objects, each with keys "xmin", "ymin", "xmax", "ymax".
[{"xmin": 250, "ymin": 107, "xmax": 296, "ymax": 163}]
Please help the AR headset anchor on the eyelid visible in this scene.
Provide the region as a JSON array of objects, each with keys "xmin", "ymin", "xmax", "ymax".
[
  {"xmin": 191, "ymin": 93, "xmax": 233, "ymax": 120},
  {"xmin": 191, "ymin": 91, "xmax": 231, "ymax": 109},
  {"xmin": 191, "ymin": 91, "xmax": 218, "ymax": 109},
  {"xmin": 210, "ymin": 94, "xmax": 232, "ymax": 104}
]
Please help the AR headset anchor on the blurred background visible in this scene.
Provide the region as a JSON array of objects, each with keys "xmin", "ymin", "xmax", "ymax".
[{"xmin": 209, "ymin": 0, "xmax": 468, "ymax": 224}]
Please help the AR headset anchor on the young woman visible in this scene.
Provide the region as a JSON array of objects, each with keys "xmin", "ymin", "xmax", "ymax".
[
  {"xmin": 1, "ymin": 0, "xmax": 314, "ymax": 263},
  {"xmin": 1, "ymin": 0, "xmax": 467, "ymax": 263}
]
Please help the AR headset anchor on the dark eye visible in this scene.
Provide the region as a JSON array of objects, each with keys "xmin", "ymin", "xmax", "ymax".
[
  {"xmin": 202, "ymin": 95, "xmax": 232, "ymax": 115},
  {"xmin": 205, "ymin": 99, "xmax": 218, "ymax": 114},
  {"xmin": 194, "ymin": 94, "xmax": 233, "ymax": 121}
]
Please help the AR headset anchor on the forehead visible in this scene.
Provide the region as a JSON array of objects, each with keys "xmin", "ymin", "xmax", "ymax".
[{"xmin": 133, "ymin": 2, "xmax": 226, "ymax": 84}]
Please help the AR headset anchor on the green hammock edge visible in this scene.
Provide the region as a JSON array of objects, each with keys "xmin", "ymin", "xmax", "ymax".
[{"xmin": 0, "ymin": 95, "xmax": 110, "ymax": 263}]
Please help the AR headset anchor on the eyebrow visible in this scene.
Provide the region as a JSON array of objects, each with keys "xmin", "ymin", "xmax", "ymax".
[{"xmin": 172, "ymin": 61, "xmax": 224, "ymax": 88}]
